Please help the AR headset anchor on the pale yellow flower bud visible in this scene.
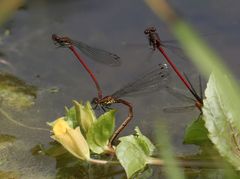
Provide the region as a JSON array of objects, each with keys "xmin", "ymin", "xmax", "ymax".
[
  {"xmin": 51, "ymin": 117, "xmax": 90, "ymax": 160},
  {"xmin": 73, "ymin": 100, "xmax": 96, "ymax": 133}
]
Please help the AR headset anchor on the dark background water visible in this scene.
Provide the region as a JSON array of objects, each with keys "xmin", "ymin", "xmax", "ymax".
[{"xmin": 0, "ymin": 0, "xmax": 239, "ymax": 178}]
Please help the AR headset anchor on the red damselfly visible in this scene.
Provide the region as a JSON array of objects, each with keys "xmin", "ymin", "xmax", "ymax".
[
  {"xmin": 92, "ymin": 63, "xmax": 170, "ymax": 146},
  {"xmin": 52, "ymin": 34, "xmax": 120, "ymax": 99},
  {"xmin": 144, "ymin": 27, "xmax": 203, "ymax": 110},
  {"xmin": 52, "ymin": 34, "xmax": 121, "ymax": 66}
]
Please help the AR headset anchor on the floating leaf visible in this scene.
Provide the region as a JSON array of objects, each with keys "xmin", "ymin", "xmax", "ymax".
[
  {"xmin": 116, "ymin": 127, "xmax": 155, "ymax": 178},
  {"xmin": 202, "ymin": 74, "xmax": 240, "ymax": 169},
  {"xmin": 86, "ymin": 110, "xmax": 115, "ymax": 154},
  {"xmin": 0, "ymin": 73, "xmax": 37, "ymax": 110},
  {"xmin": 183, "ymin": 115, "xmax": 211, "ymax": 146}
]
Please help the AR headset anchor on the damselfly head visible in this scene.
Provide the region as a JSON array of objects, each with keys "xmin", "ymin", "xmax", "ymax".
[
  {"xmin": 91, "ymin": 97, "xmax": 100, "ymax": 109},
  {"xmin": 52, "ymin": 34, "xmax": 72, "ymax": 48},
  {"xmin": 144, "ymin": 27, "xmax": 157, "ymax": 35},
  {"xmin": 91, "ymin": 97, "xmax": 99, "ymax": 104}
]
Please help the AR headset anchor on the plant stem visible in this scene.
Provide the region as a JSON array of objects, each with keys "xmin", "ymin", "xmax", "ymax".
[
  {"xmin": 88, "ymin": 155, "xmax": 224, "ymax": 169},
  {"xmin": 88, "ymin": 158, "xmax": 119, "ymax": 165},
  {"xmin": 147, "ymin": 157, "xmax": 224, "ymax": 169}
]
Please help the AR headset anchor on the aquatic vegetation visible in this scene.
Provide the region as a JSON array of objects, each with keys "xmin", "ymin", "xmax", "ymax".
[
  {"xmin": 47, "ymin": 98, "xmax": 228, "ymax": 178},
  {"xmin": 203, "ymin": 74, "xmax": 240, "ymax": 169},
  {"xmin": 0, "ymin": 170, "xmax": 20, "ymax": 179},
  {"xmin": 0, "ymin": 134, "xmax": 16, "ymax": 144},
  {"xmin": 0, "ymin": 134, "xmax": 16, "ymax": 167},
  {"xmin": 47, "ymin": 101, "xmax": 160, "ymax": 178},
  {"xmin": 116, "ymin": 127, "xmax": 156, "ymax": 178},
  {"xmin": 0, "ymin": 73, "xmax": 49, "ymax": 131},
  {"xmin": 0, "ymin": 73, "xmax": 37, "ymax": 110}
]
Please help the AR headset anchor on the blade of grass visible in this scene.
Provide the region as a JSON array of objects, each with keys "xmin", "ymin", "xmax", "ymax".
[
  {"xmin": 0, "ymin": 0, "xmax": 24, "ymax": 26},
  {"xmin": 154, "ymin": 121, "xmax": 185, "ymax": 179}
]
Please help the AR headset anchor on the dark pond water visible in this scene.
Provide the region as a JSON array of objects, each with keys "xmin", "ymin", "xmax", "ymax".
[{"xmin": 0, "ymin": 0, "xmax": 240, "ymax": 178}]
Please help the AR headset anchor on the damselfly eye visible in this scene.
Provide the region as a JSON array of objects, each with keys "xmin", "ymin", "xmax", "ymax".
[
  {"xmin": 150, "ymin": 27, "xmax": 156, "ymax": 32},
  {"xmin": 159, "ymin": 64, "xmax": 165, "ymax": 70},
  {"xmin": 159, "ymin": 71, "xmax": 165, "ymax": 77},
  {"xmin": 144, "ymin": 30, "xmax": 149, "ymax": 34},
  {"xmin": 52, "ymin": 34, "xmax": 59, "ymax": 41},
  {"xmin": 91, "ymin": 97, "xmax": 98, "ymax": 105}
]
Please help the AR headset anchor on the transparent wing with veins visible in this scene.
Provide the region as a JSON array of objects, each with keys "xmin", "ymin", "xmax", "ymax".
[
  {"xmin": 162, "ymin": 86, "xmax": 196, "ymax": 113},
  {"xmin": 160, "ymin": 40, "xmax": 188, "ymax": 61},
  {"xmin": 111, "ymin": 63, "xmax": 170, "ymax": 98},
  {"xmin": 162, "ymin": 105, "xmax": 196, "ymax": 113},
  {"xmin": 71, "ymin": 40, "xmax": 121, "ymax": 67},
  {"xmin": 162, "ymin": 76, "xmax": 204, "ymax": 113}
]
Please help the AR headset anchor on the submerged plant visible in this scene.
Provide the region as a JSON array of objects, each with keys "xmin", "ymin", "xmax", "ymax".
[{"xmin": 0, "ymin": 72, "xmax": 37, "ymax": 110}]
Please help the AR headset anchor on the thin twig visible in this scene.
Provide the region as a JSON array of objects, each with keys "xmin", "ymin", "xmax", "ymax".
[
  {"xmin": 147, "ymin": 157, "xmax": 224, "ymax": 169},
  {"xmin": 88, "ymin": 155, "xmax": 224, "ymax": 169},
  {"xmin": 0, "ymin": 108, "xmax": 49, "ymax": 132}
]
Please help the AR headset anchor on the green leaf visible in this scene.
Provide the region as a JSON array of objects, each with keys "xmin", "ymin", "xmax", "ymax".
[
  {"xmin": 86, "ymin": 110, "xmax": 115, "ymax": 154},
  {"xmin": 116, "ymin": 140, "xmax": 147, "ymax": 178},
  {"xmin": 64, "ymin": 106, "xmax": 78, "ymax": 129},
  {"xmin": 183, "ymin": 115, "xmax": 211, "ymax": 145},
  {"xmin": 202, "ymin": 74, "xmax": 240, "ymax": 169},
  {"xmin": 134, "ymin": 127, "xmax": 155, "ymax": 156},
  {"xmin": 73, "ymin": 100, "xmax": 96, "ymax": 134},
  {"xmin": 134, "ymin": 166, "xmax": 153, "ymax": 179},
  {"xmin": 64, "ymin": 101, "xmax": 96, "ymax": 131},
  {"xmin": 116, "ymin": 127, "xmax": 155, "ymax": 178}
]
